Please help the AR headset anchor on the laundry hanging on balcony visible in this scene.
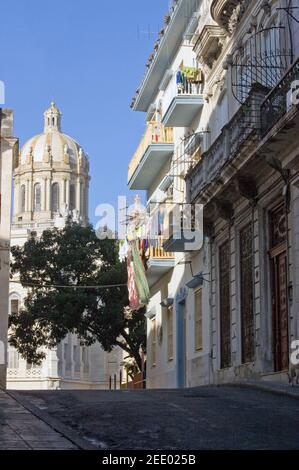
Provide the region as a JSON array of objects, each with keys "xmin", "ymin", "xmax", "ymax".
[
  {"xmin": 125, "ymin": 239, "xmax": 150, "ymax": 310},
  {"xmin": 183, "ymin": 67, "xmax": 202, "ymax": 83}
]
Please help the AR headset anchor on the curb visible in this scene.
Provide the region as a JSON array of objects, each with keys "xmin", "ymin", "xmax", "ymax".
[
  {"xmin": 6, "ymin": 390, "xmax": 98, "ymax": 450},
  {"xmin": 225, "ymin": 381, "xmax": 299, "ymax": 401}
]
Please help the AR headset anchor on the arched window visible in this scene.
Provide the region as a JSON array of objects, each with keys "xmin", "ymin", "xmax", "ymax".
[
  {"xmin": 51, "ymin": 183, "xmax": 60, "ymax": 212},
  {"xmin": 69, "ymin": 184, "xmax": 76, "ymax": 211},
  {"xmin": 52, "ymin": 117, "xmax": 55, "ymax": 126},
  {"xmin": 34, "ymin": 183, "xmax": 41, "ymax": 212},
  {"xmin": 20, "ymin": 185, "xmax": 26, "ymax": 212}
]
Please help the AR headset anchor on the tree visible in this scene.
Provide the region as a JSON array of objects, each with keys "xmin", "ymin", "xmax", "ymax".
[{"xmin": 9, "ymin": 221, "xmax": 146, "ymax": 372}]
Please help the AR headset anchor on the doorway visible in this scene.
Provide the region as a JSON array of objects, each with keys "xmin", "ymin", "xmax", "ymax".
[{"xmin": 269, "ymin": 204, "xmax": 289, "ymax": 371}]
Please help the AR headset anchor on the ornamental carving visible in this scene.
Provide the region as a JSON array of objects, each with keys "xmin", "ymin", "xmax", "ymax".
[{"xmin": 211, "ymin": 0, "xmax": 251, "ymax": 34}]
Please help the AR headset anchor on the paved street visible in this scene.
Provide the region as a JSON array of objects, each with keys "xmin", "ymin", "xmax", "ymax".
[
  {"xmin": 9, "ymin": 385, "xmax": 299, "ymax": 450},
  {"xmin": 0, "ymin": 390, "xmax": 77, "ymax": 450}
]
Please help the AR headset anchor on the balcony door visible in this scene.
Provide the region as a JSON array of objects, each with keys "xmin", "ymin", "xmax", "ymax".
[
  {"xmin": 219, "ymin": 241, "xmax": 231, "ymax": 369},
  {"xmin": 270, "ymin": 204, "xmax": 289, "ymax": 371}
]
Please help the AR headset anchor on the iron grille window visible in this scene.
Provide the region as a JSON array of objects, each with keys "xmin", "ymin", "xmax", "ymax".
[
  {"xmin": 240, "ymin": 224, "xmax": 254, "ymax": 363},
  {"xmin": 219, "ymin": 240, "xmax": 231, "ymax": 369},
  {"xmin": 270, "ymin": 204, "xmax": 287, "ymax": 248}
]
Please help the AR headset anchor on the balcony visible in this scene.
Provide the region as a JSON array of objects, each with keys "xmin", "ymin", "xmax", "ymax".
[
  {"xmin": 211, "ymin": 0, "xmax": 250, "ymax": 33},
  {"xmin": 261, "ymin": 58, "xmax": 299, "ymax": 138},
  {"xmin": 162, "ymin": 205, "xmax": 203, "ymax": 253},
  {"xmin": 162, "ymin": 68, "xmax": 204, "ymax": 127},
  {"xmin": 128, "ymin": 121, "xmax": 174, "ymax": 190},
  {"xmin": 146, "ymin": 237, "xmax": 175, "ymax": 288},
  {"xmin": 187, "ymin": 84, "xmax": 268, "ymax": 204}
]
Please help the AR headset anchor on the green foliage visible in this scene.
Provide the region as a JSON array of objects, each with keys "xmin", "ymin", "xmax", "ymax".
[{"xmin": 9, "ymin": 221, "xmax": 146, "ymax": 370}]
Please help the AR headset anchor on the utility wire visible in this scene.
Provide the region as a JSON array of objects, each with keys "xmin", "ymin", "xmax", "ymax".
[{"xmin": 10, "ymin": 280, "xmax": 127, "ymax": 290}]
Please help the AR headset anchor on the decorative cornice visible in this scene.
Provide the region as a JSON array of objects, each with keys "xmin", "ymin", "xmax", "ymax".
[
  {"xmin": 211, "ymin": 0, "xmax": 250, "ymax": 34},
  {"xmin": 194, "ymin": 25, "xmax": 227, "ymax": 72}
]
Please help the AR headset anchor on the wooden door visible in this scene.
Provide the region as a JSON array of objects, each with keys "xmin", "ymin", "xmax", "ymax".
[{"xmin": 270, "ymin": 204, "xmax": 289, "ymax": 371}]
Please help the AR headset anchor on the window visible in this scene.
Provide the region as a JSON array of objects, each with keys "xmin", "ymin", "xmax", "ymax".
[
  {"xmin": 194, "ymin": 289, "xmax": 203, "ymax": 351},
  {"xmin": 82, "ymin": 346, "xmax": 89, "ymax": 374},
  {"xmin": 8, "ymin": 346, "xmax": 19, "ymax": 369},
  {"xmin": 34, "ymin": 183, "xmax": 41, "ymax": 212},
  {"xmin": 10, "ymin": 299, "xmax": 19, "ymax": 315},
  {"xmin": 167, "ymin": 307, "xmax": 174, "ymax": 361},
  {"xmin": 51, "ymin": 183, "xmax": 60, "ymax": 212},
  {"xmin": 240, "ymin": 224, "xmax": 254, "ymax": 363},
  {"xmin": 20, "ymin": 185, "xmax": 26, "ymax": 212},
  {"xmin": 219, "ymin": 240, "xmax": 231, "ymax": 369},
  {"xmin": 73, "ymin": 345, "xmax": 81, "ymax": 373},
  {"xmin": 151, "ymin": 318, "xmax": 157, "ymax": 367},
  {"xmin": 69, "ymin": 184, "xmax": 76, "ymax": 211}
]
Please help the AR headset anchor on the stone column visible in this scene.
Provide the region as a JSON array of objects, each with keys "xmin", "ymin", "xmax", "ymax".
[
  {"xmin": 46, "ymin": 178, "xmax": 51, "ymax": 211},
  {"xmin": 0, "ymin": 132, "xmax": 17, "ymax": 388},
  {"xmin": 13, "ymin": 179, "xmax": 19, "ymax": 216},
  {"xmin": 76, "ymin": 178, "xmax": 81, "ymax": 213},
  {"xmin": 66, "ymin": 179, "xmax": 70, "ymax": 208},
  {"xmin": 28, "ymin": 177, "xmax": 33, "ymax": 213},
  {"xmin": 25, "ymin": 179, "xmax": 29, "ymax": 212}
]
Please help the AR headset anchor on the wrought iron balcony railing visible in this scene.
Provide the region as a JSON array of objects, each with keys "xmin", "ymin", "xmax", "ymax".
[
  {"xmin": 148, "ymin": 236, "xmax": 174, "ymax": 260},
  {"xmin": 261, "ymin": 58, "xmax": 299, "ymax": 137},
  {"xmin": 187, "ymin": 84, "xmax": 268, "ymax": 203},
  {"xmin": 128, "ymin": 121, "xmax": 173, "ymax": 184}
]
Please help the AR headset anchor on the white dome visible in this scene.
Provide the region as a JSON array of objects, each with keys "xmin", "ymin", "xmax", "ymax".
[{"xmin": 20, "ymin": 102, "xmax": 87, "ymax": 166}]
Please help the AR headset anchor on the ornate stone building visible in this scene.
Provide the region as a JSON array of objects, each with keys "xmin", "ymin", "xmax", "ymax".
[
  {"xmin": 0, "ymin": 109, "xmax": 18, "ymax": 389},
  {"xmin": 7, "ymin": 103, "xmax": 121, "ymax": 390},
  {"xmin": 128, "ymin": 0, "xmax": 299, "ymax": 388}
]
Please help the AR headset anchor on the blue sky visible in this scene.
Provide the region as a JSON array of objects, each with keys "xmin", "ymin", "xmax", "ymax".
[{"xmin": 0, "ymin": 0, "xmax": 169, "ymax": 225}]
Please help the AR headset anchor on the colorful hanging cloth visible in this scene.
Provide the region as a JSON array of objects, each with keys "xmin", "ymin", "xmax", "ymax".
[{"xmin": 131, "ymin": 239, "xmax": 150, "ymax": 306}]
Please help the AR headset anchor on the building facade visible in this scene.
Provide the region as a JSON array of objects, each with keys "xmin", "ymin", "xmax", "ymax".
[
  {"xmin": 128, "ymin": 0, "xmax": 299, "ymax": 388},
  {"xmin": 0, "ymin": 109, "xmax": 18, "ymax": 389},
  {"xmin": 7, "ymin": 103, "xmax": 121, "ymax": 390}
]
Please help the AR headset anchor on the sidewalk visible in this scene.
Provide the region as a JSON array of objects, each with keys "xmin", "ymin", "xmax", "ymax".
[
  {"xmin": 0, "ymin": 390, "xmax": 77, "ymax": 450},
  {"xmin": 230, "ymin": 380, "xmax": 299, "ymax": 401}
]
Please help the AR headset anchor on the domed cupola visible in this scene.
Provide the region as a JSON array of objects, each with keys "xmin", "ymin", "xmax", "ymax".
[
  {"xmin": 44, "ymin": 101, "xmax": 62, "ymax": 133},
  {"xmin": 13, "ymin": 102, "xmax": 90, "ymax": 226}
]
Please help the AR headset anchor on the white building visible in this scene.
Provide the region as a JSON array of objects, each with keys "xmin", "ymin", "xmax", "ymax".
[
  {"xmin": 0, "ymin": 109, "xmax": 18, "ymax": 389},
  {"xmin": 128, "ymin": 0, "xmax": 299, "ymax": 388},
  {"xmin": 7, "ymin": 103, "xmax": 121, "ymax": 390}
]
